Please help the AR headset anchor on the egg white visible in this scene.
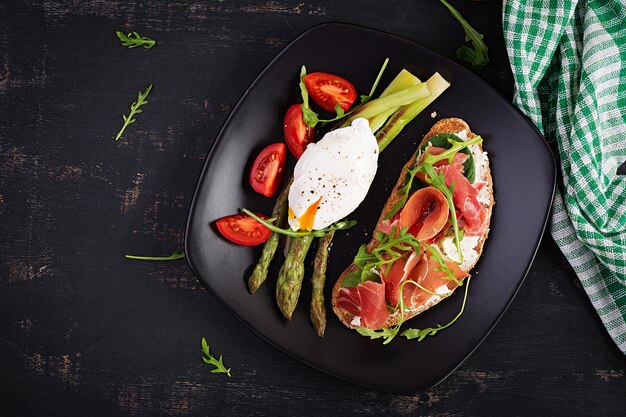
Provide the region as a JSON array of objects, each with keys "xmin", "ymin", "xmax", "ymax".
[{"xmin": 288, "ymin": 118, "xmax": 379, "ymax": 231}]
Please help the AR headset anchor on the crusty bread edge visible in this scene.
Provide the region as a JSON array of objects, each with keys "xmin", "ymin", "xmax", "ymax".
[{"xmin": 331, "ymin": 118, "xmax": 495, "ymax": 329}]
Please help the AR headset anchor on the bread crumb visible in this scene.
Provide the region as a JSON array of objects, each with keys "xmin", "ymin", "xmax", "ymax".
[{"xmin": 430, "ymin": 111, "xmax": 437, "ymax": 118}]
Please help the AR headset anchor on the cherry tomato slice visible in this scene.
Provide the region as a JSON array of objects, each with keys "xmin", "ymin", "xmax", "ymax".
[
  {"xmin": 249, "ymin": 143, "xmax": 286, "ymax": 197},
  {"xmin": 283, "ymin": 104, "xmax": 315, "ymax": 158},
  {"xmin": 216, "ymin": 213, "xmax": 271, "ymax": 246},
  {"xmin": 304, "ymin": 72, "xmax": 357, "ymax": 113}
]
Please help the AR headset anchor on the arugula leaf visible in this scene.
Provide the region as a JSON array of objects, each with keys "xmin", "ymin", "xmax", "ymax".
[
  {"xmin": 357, "ymin": 326, "xmax": 399, "ymax": 343},
  {"xmin": 241, "ymin": 208, "xmax": 356, "ymax": 238},
  {"xmin": 200, "ymin": 337, "xmax": 231, "ymax": 377},
  {"xmin": 125, "ymin": 250, "xmax": 185, "ymax": 261},
  {"xmin": 420, "ymin": 133, "xmax": 477, "ymax": 183},
  {"xmin": 423, "ymin": 135, "xmax": 482, "ymax": 166},
  {"xmin": 360, "ymin": 57, "xmax": 389, "ymax": 104},
  {"xmin": 342, "ymin": 226, "xmax": 421, "ymax": 288},
  {"xmin": 115, "ymin": 84, "xmax": 153, "ymax": 141},
  {"xmin": 116, "ymin": 31, "xmax": 156, "ymax": 49},
  {"xmin": 439, "ymin": 0, "xmax": 489, "ymax": 72},
  {"xmin": 402, "ymin": 275, "xmax": 472, "ymax": 341},
  {"xmin": 423, "ymin": 244, "xmax": 463, "ymax": 286},
  {"xmin": 342, "ymin": 270, "xmax": 364, "ymax": 288},
  {"xmin": 385, "ymin": 165, "xmax": 421, "ymax": 220}
]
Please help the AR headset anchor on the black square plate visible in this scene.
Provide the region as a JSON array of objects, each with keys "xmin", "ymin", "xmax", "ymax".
[{"xmin": 185, "ymin": 23, "xmax": 555, "ymax": 394}]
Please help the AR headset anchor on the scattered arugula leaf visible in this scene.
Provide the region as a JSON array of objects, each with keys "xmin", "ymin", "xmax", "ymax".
[
  {"xmin": 241, "ymin": 208, "xmax": 356, "ymax": 238},
  {"xmin": 439, "ymin": 0, "xmax": 489, "ymax": 72},
  {"xmin": 116, "ymin": 31, "xmax": 156, "ymax": 49},
  {"xmin": 402, "ymin": 275, "xmax": 472, "ymax": 341},
  {"xmin": 360, "ymin": 57, "xmax": 389, "ymax": 104},
  {"xmin": 125, "ymin": 250, "xmax": 185, "ymax": 261},
  {"xmin": 200, "ymin": 337, "xmax": 231, "ymax": 377},
  {"xmin": 115, "ymin": 84, "xmax": 153, "ymax": 141}
]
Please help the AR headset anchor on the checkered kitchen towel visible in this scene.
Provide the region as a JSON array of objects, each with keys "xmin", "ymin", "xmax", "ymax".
[{"xmin": 503, "ymin": 0, "xmax": 626, "ymax": 353}]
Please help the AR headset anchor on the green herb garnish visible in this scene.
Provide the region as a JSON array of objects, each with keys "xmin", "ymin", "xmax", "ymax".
[
  {"xmin": 241, "ymin": 208, "xmax": 356, "ymax": 238},
  {"xmin": 423, "ymin": 135, "xmax": 482, "ymax": 166},
  {"xmin": 420, "ymin": 133, "xmax": 478, "ymax": 183},
  {"xmin": 360, "ymin": 57, "xmax": 389, "ymax": 104},
  {"xmin": 385, "ymin": 164, "xmax": 421, "ymax": 220},
  {"xmin": 423, "ymin": 243, "xmax": 463, "ymax": 286},
  {"xmin": 116, "ymin": 31, "xmax": 156, "ymax": 49},
  {"xmin": 439, "ymin": 0, "xmax": 489, "ymax": 72},
  {"xmin": 342, "ymin": 226, "xmax": 421, "ymax": 288},
  {"xmin": 115, "ymin": 84, "xmax": 153, "ymax": 141},
  {"xmin": 200, "ymin": 338, "xmax": 231, "ymax": 377},
  {"xmin": 402, "ymin": 275, "xmax": 471, "ymax": 341},
  {"xmin": 125, "ymin": 250, "xmax": 185, "ymax": 261}
]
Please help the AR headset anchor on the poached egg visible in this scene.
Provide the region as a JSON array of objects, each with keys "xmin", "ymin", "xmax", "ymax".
[{"xmin": 288, "ymin": 118, "xmax": 378, "ymax": 231}]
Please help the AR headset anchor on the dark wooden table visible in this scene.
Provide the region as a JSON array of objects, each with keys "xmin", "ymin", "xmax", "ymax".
[{"xmin": 1, "ymin": 1, "xmax": 624, "ymax": 416}]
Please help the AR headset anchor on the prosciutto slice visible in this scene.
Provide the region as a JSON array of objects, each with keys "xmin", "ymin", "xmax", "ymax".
[
  {"xmin": 438, "ymin": 163, "xmax": 488, "ymax": 235},
  {"xmin": 403, "ymin": 252, "xmax": 469, "ymax": 309},
  {"xmin": 381, "ymin": 251, "xmax": 425, "ymax": 306},
  {"xmin": 336, "ymin": 280, "xmax": 388, "ymax": 329},
  {"xmin": 398, "ymin": 187, "xmax": 449, "ymax": 241}
]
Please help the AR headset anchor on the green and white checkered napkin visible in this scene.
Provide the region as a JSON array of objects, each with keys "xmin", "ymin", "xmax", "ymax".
[{"xmin": 503, "ymin": 0, "xmax": 626, "ymax": 353}]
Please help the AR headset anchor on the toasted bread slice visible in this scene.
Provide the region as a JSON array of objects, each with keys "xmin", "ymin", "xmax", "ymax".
[{"xmin": 332, "ymin": 118, "xmax": 494, "ymax": 329}]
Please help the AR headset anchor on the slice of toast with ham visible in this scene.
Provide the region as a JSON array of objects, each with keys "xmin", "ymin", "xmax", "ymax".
[{"xmin": 332, "ymin": 118, "xmax": 494, "ymax": 329}]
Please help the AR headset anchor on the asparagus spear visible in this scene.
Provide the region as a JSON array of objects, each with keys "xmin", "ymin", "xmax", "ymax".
[
  {"xmin": 310, "ymin": 230, "xmax": 334, "ymax": 336},
  {"xmin": 340, "ymin": 83, "xmax": 430, "ymax": 127},
  {"xmin": 248, "ymin": 176, "xmax": 293, "ymax": 294},
  {"xmin": 368, "ymin": 71, "xmax": 422, "ymax": 132},
  {"xmin": 276, "ymin": 234, "xmax": 314, "ymax": 319},
  {"xmin": 376, "ymin": 73, "xmax": 450, "ymax": 152}
]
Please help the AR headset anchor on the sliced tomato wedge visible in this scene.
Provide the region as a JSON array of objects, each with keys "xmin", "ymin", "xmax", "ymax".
[
  {"xmin": 304, "ymin": 72, "xmax": 357, "ymax": 112},
  {"xmin": 283, "ymin": 104, "xmax": 315, "ymax": 158},
  {"xmin": 399, "ymin": 187, "xmax": 449, "ymax": 241},
  {"xmin": 249, "ymin": 143, "xmax": 286, "ymax": 197},
  {"xmin": 216, "ymin": 213, "xmax": 271, "ymax": 246}
]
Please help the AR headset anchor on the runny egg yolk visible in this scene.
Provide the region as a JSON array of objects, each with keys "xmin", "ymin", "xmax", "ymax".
[{"xmin": 289, "ymin": 197, "xmax": 323, "ymax": 231}]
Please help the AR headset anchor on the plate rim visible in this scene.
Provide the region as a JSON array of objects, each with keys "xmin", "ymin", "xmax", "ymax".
[{"xmin": 184, "ymin": 21, "xmax": 557, "ymax": 394}]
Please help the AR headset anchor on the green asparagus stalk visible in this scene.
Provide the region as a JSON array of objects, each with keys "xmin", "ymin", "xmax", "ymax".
[
  {"xmin": 310, "ymin": 230, "xmax": 334, "ymax": 336},
  {"xmin": 379, "ymin": 69, "xmax": 421, "ymax": 96},
  {"xmin": 368, "ymin": 70, "xmax": 422, "ymax": 133},
  {"xmin": 276, "ymin": 234, "xmax": 315, "ymax": 319},
  {"xmin": 248, "ymin": 176, "xmax": 293, "ymax": 294},
  {"xmin": 340, "ymin": 83, "xmax": 430, "ymax": 127},
  {"xmin": 376, "ymin": 72, "xmax": 451, "ymax": 152}
]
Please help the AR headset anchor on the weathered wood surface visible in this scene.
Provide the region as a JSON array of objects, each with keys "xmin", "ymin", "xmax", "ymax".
[{"xmin": 0, "ymin": 1, "xmax": 624, "ymax": 416}]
